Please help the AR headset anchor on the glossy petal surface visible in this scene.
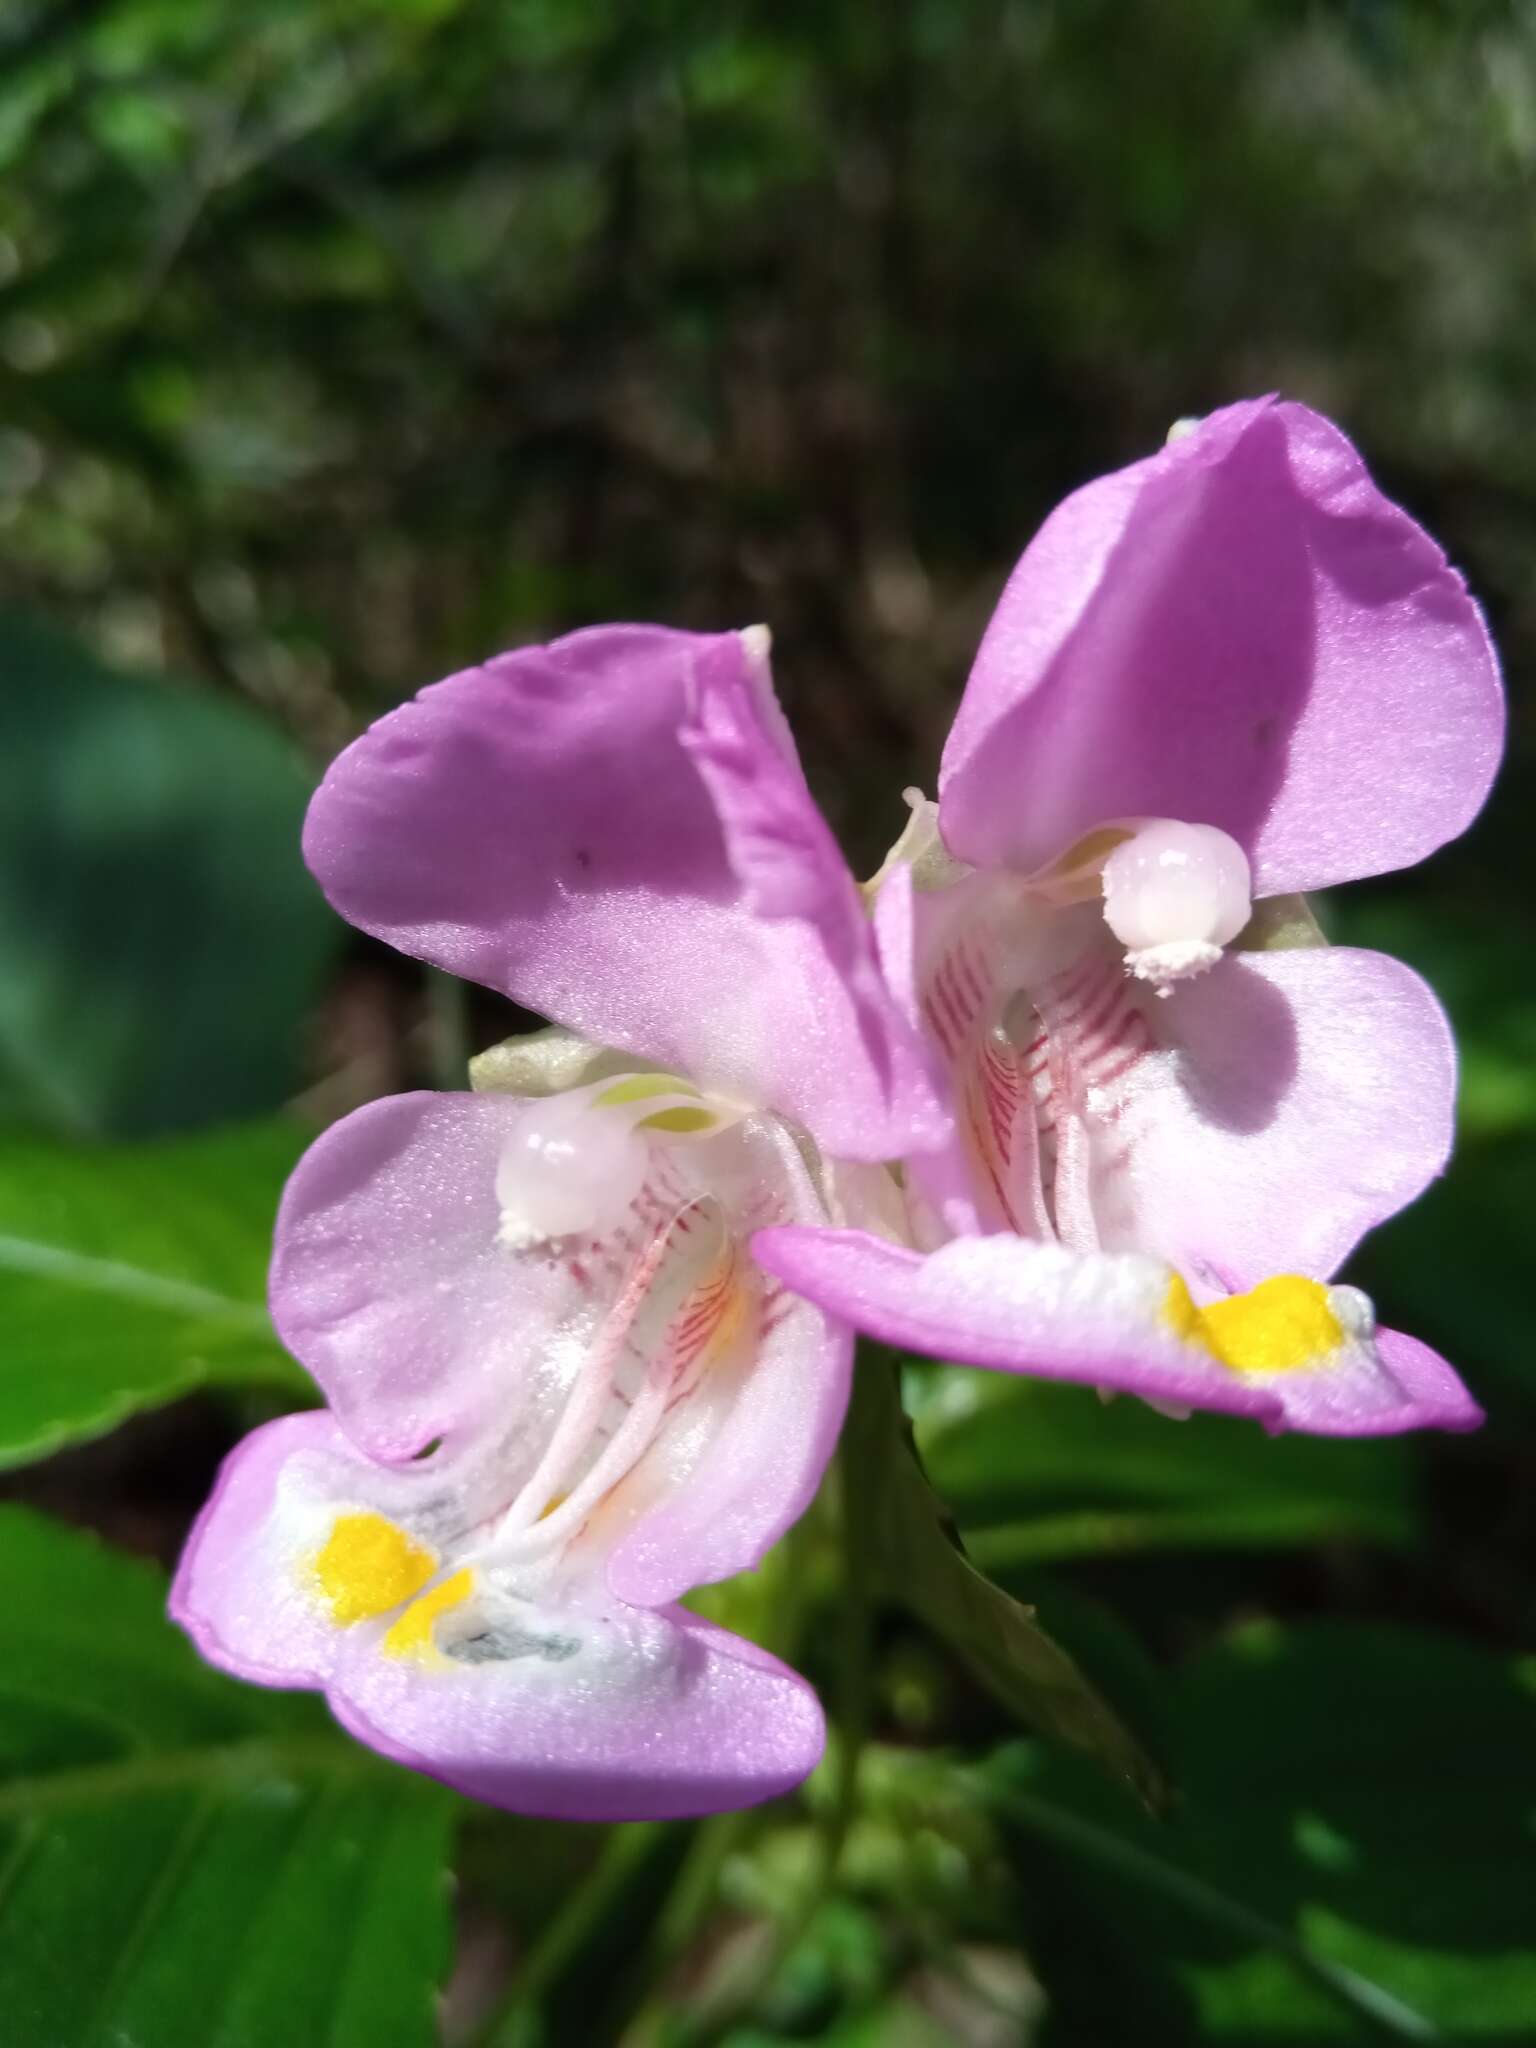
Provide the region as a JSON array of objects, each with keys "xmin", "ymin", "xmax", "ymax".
[
  {"xmin": 753, "ymin": 1227, "xmax": 1481, "ymax": 1437},
  {"xmin": 172, "ymin": 1412, "xmax": 823, "ymax": 1820},
  {"xmin": 941, "ymin": 400, "xmax": 1502, "ymax": 893},
  {"xmin": 303, "ymin": 626, "xmax": 943, "ymax": 1161},
  {"xmin": 331, "ymin": 1604, "xmax": 823, "ymax": 1822},
  {"xmin": 1102, "ymin": 944, "xmax": 1457, "ymax": 1288}
]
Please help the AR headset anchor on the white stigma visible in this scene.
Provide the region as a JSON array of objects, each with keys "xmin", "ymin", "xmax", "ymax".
[
  {"xmin": 496, "ymin": 1093, "xmax": 653, "ymax": 1252},
  {"xmin": 1101, "ymin": 820, "xmax": 1252, "ymax": 994},
  {"xmin": 495, "ymin": 1075, "xmax": 726, "ymax": 1253}
]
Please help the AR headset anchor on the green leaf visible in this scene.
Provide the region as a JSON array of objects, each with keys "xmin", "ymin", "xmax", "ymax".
[
  {"xmin": 0, "ymin": 1507, "xmax": 457, "ymax": 2048},
  {"xmin": 0, "ymin": 611, "xmax": 340, "ymax": 1139},
  {"xmin": 847, "ymin": 1351, "xmax": 1165, "ymax": 1811},
  {"xmin": 913, "ymin": 1369, "xmax": 1417, "ymax": 1567},
  {"xmin": 0, "ymin": 1119, "xmax": 312, "ymax": 1469},
  {"xmin": 990, "ymin": 1623, "xmax": 1536, "ymax": 2041}
]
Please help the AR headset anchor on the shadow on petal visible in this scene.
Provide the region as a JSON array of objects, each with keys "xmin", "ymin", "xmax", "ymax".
[{"xmin": 1160, "ymin": 955, "xmax": 1299, "ymax": 1137}]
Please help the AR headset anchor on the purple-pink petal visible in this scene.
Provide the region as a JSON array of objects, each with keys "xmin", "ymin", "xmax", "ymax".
[
  {"xmin": 753, "ymin": 1226, "xmax": 1481, "ymax": 1438},
  {"xmin": 1087, "ymin": 943, "xmax": 1458, "ymax": 1289},
  {"xmin": 329, "ymin": 1605, "xmax": 824, "ymax": 1823},
  {"xmin": 302, "ymin": 625, "xmax": 944, "ymax": 1162},
  {"xmin": 603, "ymin": 1123, "xmax": 854, "ymax": 1608},
  {"xmin": 940, "ymin": 399, "xmax": 1502, "ymax": 895},
  {"xmin": 171, "ymin": 1410, "xmax": 824, "ymax": 1821},
  {"xmin": 170, "ymin": 1411, "xmax": 365, "ymax": 1688},
  {"xmin": 269, "ymin": 1092, "xmax": 574, "ymax": 1463}
]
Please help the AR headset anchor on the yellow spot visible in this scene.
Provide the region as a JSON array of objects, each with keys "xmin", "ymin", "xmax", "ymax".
[
  {"xmin": 1043, "ymin": 825, "xmax": 1134, "ymax": 877},
  {"xmin": 637, "ymin": 1105, "xmax": 717, "ymax": 1134},
  {"xmin": 594, "ymin": 1073, "xmax": 702, "ymax": 1107},
  {"xmin": 537, "ymin": 1491, "xmax": 568, "ymax": 1521},
  {"xmin": 1161, "ymin": 1273, "xmax": 1206, "ymax": 1347},
  {"xmin": 383, "ymin": 1567, "xmax": 475, "ymax": 1661},
  {"xmin": 314, "ymin": 1512, "xmax": 436, "ymax": 1626},
  {"xmin": 1164, "ymin": 1273, "xmax": 1345, "ymax": 1375},
  {"xmin": 707, "ymin": 1275, "xmax": 751, "ymax": 1362}
]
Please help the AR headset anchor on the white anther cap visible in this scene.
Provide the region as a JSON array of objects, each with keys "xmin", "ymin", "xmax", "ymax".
[
  {"xmin": 1101, "ymin": 821, "xmax": 1252, "ymax": 991},
  {"xmin": 496, "ymin": 1093, "xmax": 650, "ymax": 1252}
]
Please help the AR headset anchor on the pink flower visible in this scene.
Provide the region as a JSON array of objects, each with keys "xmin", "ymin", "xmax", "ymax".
[
  {"xmin": 758, "ymin": 400, "xmax": 1503, "ymax": 1435},
  {"xmin": 173, "ymin": 399, "xmax": 1503, "ymax": 1821},
  {"xmin": 173, "ymin": 627, "xmax": 942, "ymax": 1819}
]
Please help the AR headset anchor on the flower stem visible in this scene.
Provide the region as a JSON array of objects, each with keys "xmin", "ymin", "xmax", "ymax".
[
  {"xmin": 661, "ymin": 1349, "xmax": 883, "ymax": 2046},
  {"xmin": 474, "ymin": 1822, "xmax": 667, "ymax": 2048}
]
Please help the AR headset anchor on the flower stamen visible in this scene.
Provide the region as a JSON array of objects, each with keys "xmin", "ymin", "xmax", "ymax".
[
  {"xmin": 495, "ymin": 1074, "xmax": 736, "ymax": 1252},
  {"xmin": 1100, "ymin": 820, "xmax": 1252, "ymax": 993}
]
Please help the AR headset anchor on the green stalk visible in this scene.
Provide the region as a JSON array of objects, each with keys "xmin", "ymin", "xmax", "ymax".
[
  {"xmin": 663, "ymin": 1353, "xmax": 882, "ymax": 2047},
  {"xmin": 475, "ymin": 1823, "xmax": 666, "ymax": 2048}
]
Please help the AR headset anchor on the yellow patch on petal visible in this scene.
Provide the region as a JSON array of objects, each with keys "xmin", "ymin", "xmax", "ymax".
[
  {"xmin": 707, "ymin": 1275, "xmax": 752, "ymax": 1363},
  {"xmin": 1161, "ymin": 1273, "xmax": 1206, "ymax": 1347},
  {"xmin": 1041, "ymin": 825, "xmax": 1134, "ymax": 878},
  {"xmin": 383, "ymin": 1567, "xmax": 475, "ymax": 1662},
  {"xmin": 593, "ymin": 1073, "xmax": 702, "ymax": 1107},
  {"xmin": 314, "ymin": 1512, "xmax": 436, "ymax": 1626},
  {"xmin": 637, "ymin": 1105, "xmax": 717, "ymax": 1133},
  {"xmin": 1164, "ymin": 1273, "xmax": 1345, "ymax": 1375}
]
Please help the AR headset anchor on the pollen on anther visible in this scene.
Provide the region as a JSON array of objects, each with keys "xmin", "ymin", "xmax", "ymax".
[{"xmin": 1101, "ymin": 820, "xmax": 1252, "ymax": 989}]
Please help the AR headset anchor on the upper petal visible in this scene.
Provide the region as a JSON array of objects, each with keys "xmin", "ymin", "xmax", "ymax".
[
  {"xmin": 752, "ymin": 1227, "xmax": 1481, "ymax": 1438},
  {"xmin": 303, "ymin": 625, "xmax": 944, "ymax": 1161},
  {"xmin": 940, "ymin": 399, "xmax": 1503, "ymax": 894}
]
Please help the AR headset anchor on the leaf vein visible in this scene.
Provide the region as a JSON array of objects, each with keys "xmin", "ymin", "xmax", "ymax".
[{"xmin": 0, "ymin": 1233, "xmax": 268, "ymax": 1324}]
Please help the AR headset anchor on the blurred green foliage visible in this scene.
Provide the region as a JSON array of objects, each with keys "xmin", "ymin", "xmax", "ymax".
[
  {"xmin": 0, "ymin": 0, "xmax": 1533, "ymax": 2042},
  {"xmin": 0, "ymin": 613, "xmax": 338, "ymax": 1137}
]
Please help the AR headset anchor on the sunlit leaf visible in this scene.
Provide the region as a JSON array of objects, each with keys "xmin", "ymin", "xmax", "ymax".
[
  {"xmin": 0, "ymin": 1119, "xmax": 311, "ymax": 1469},
  {"xmin": 0, "ymin": 1508, "xmax": 457, "ymax": 2048}
]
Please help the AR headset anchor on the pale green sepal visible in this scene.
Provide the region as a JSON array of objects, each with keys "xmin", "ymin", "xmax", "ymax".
[
  {"xmin": 1233, "ymin": 892, "xmax": 1327, "ymax": 953},
  {"xmin": 469, "ymin": 1026, "xmax": 639, "ymax": 1099}
]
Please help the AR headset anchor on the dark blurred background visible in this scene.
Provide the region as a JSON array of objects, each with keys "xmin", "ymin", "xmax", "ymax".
[{"xmin": 2, "ymin": 3, "xmax": 1534, "ymax": 2042}]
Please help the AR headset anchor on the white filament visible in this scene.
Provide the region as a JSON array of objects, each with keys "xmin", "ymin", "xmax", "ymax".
[{"xmin": 1101, "ymin": 821, "xmax": 1252, "ymax": 991}]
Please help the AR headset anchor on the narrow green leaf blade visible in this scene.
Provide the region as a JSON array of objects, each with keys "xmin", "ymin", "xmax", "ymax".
[
  {"xmin": 989, "ymin": 1623, "xmax": 1536, "ymax": 2041},
  {"xmin": 0, "ymin": 1120, "xmax": 313, "ymax": 1468},
  {"xmin": 849, "ymin": 1351, "xmax": 1165, "ymax": 1809},
  {"xmin": 0, "ymin": 1508, "xmax": 457, "ymax": 2048}
]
